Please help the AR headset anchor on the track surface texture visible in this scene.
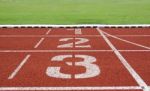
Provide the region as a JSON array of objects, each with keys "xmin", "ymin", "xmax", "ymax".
[{"xmin": 0, "ymin": 27, "xmax": 150, "ymax": 91}]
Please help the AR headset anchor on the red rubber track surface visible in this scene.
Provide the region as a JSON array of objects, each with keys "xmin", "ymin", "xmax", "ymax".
[{"xmin": 0, "ymin": 27, "xmax": 150, "ymax": 91}]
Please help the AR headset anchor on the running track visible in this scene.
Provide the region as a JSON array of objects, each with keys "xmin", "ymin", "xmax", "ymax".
[{"xmin": 0, "ymin": 27, "xmax": 150, "ymax": 91}]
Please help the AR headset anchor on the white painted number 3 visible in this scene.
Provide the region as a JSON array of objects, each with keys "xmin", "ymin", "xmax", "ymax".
[{"xmin": 46, "ymin": 55, "xmax": 100, "ymax": 79}]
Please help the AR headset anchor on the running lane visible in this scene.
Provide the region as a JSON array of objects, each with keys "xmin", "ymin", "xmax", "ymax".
[
  {"xmin": 101, "ymin": 28, "xmax": 150, "ymax": 35},
  {"xmin": 121, "ymin": 52, "xmax": 150, "ymax": 85},
  {"xmin": 0, "ymin": 28, "xmax": 48, "ymax": 35},
  {"xmin": 99, "ymin": 28, "xmax": 150, "ymax": 90},
  {"xmin": 101, "ymin": 28, "xmax": 150, "ymax": 50},
  {"xmin": 0, "ymin": 52, "xmax": 138, "ymax": 87},
  {"xmin": 0, "ymin": 28, "xmax": 51, "ymax": 50},
  {"xmin": 0, "ymin": 27, "xmax": 148, "ymax": 91}
]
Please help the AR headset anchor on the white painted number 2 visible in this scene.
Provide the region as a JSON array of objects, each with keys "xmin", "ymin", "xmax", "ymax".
[
  {"xmin": 57, "ymin": 38, "xmax": 91, "ymax": 48},
  {"xmin": 46, "ymin": 55, "xmax": 100, "ymax": 79}
]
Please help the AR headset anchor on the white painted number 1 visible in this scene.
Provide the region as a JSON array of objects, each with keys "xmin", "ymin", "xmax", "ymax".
[{"xmin": 46, "ymin": 55, "xmax": 100, "ymax": 79}]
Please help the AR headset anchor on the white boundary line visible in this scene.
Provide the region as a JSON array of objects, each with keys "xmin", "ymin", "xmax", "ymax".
[
  {"xmin": 34, "ymin": 38, "xmax": 45, "ymax": 48},
  {"xmin": 0, "ymin": 86, "xmax": 142, "ymax": 90},
  {"xmin": 45, "ymin": 29, "xmax": 51, "ymax": 35},
  {"xmin": 0, "ymin": 35, "xmax": 100, "ymax": 37},
  {"xmin": 0, "ymin": 50, "xmax": 113, "ymax": 52},
  {"xmin": 0, "ymin": 35, "xmax": 150, "ymax": 37},
  {"xmin": 8, "ymin": 54, "xmax": 31, "ymax": 79},
  {"xmin": 34, "ymin": 29, "xmax": 51, "ymax": 48},
  {"xmin": 0, "ymin": 50, "xmax": 150, "ymax": 53},
  {"xmin": 102, "ymin": 31, "xmax": 150, "ymax": 50},
  {"xmin": 0, "ymin": 24, "xmax": 150, "ymax": 28},
  {"xmin": 114, "ymin": 35, "xmax": 150, "ymax": 37},
  {"xmin": 97, "ymin": 28, "xmax": 149, "ymax": 91}
]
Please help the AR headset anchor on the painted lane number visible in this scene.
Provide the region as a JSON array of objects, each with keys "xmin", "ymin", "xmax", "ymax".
[
  {"xmin": 57, "ymin": 38, "xmax": 91, "ymax": 48},
  {"xmin": 46, "ymin": 55, "xmax": 100, "ymax": 79}
]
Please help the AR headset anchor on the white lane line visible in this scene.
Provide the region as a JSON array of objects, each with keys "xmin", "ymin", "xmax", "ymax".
[
  {"xmin": 34, "ymin": 38, "xmax": 45, "ymax": 48},
  {"xmin": 0, "ymin": 35, "xmax": 101, "ymax": 37},
  {"xmin": 0, "ymin": 35, "xmax": 150, "ymax": 37},
  {"xmin": 8, "ymin": 54, "xmax": 31, "ymax": 79},
  {"xmin": 75, "ymin": 28, "xmax": 82, "ymax": 35},
  {"xmin": 103, "ymin": 31, "xmax": 150, "ymax": 50},
  {"xmin": 0, "ymin": 86, "xmax": 142, "ymax": 90},
  {"xmin": 45, "ymin": 29, "xmax": 51, "ymax": 35},
  {"xmin": 0, "ymin": 50, "xmax": 150, "ymax": 53},
  {"xmin": 116, "ymin": 35, "xmax": 150, "ymax": 37},
  {"xmin": 34, "ymin": 29, "xmax": 51, "ymax": 48},
  {"xmin": 119, "ymin": 50, "xmax": 150, "ymax": 52},
  {"xmin": 97, "ymin": 28, "xmax": 149, "ymax": 91},
  {"xmin": 0, "ymin": 50, "xmax": 113, "ymax": 52}
]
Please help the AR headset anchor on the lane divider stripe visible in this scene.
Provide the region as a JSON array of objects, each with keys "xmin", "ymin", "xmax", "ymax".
[
  {"xmin": 0, "ymin": 50, "xmax": 150, "ymax": 52},
  {"xmin": 0, "ymin": 86, "xmax": 142, "ymax": 90},
  {"xmin": 0, "ymin": 35, "xmax": 150, "ymax": 37},
  {"xmin": 34, "ymin": 38, "xmax": 45, "ymax": 48},
  {"xmin": 45, "ymin": 29, "xmax": 51, "ymax": 35},
  {"xmin": 8, "ymin": 55, "xmax": 31, "ymax": 79}
]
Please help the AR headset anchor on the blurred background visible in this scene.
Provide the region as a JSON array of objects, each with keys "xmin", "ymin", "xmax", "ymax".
[{"xmin": 0, "ymin": 0, "xmax": 150, "ymax": 24}]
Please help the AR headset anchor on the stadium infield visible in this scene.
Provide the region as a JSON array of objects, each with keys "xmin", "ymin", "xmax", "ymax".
[
  {"xmin": 0, "ymin": 0, "xmax": 150, "ymax": 24},
  {"xmin": 0, "ymin": 26, "xmax": 150, "ymax": 91}
]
